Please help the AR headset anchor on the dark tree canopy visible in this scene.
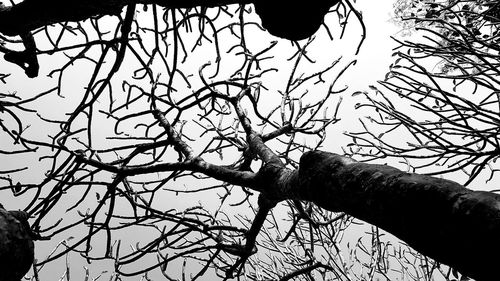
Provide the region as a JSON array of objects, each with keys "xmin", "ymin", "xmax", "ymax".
[
  {"xmin": 0, "ymin": 0, "xmax": 340, "ymax": 78},
  {"xmin": 0, "ymin": 0, "xmax": 499, "ymax": 281},
  {"xmin": 0, "ymin": 0, "xmax": 340, "ymax": 38}
]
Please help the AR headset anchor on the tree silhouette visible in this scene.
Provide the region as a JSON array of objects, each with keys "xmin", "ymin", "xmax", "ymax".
[{"xmin": 0, "ymin": 1, "xmax": 498, "ymax": 280}]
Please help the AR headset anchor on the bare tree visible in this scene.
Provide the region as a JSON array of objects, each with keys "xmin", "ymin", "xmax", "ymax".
[
  {"xmin": 349, "ymin": 0, "xmax": 500, "ymax": 184},
  {"xmin": 0, "ymin": 1, "xmax": 498, "ymax": 281}
]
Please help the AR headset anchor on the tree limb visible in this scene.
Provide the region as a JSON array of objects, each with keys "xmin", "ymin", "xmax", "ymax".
[{"xmin": 290, "ymin": 150, "xmax": 500, "ymax": 280}]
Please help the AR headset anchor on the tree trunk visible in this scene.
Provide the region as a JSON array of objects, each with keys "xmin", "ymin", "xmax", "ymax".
[
  {"xmin": 287, "ymin": 151, "xmax": 500, "ymax": 281},
  {"xmin": 0, "ymin": 206, "xmax": 34, "ymax": 281}
]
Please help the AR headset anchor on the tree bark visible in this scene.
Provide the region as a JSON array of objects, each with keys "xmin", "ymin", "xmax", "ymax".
[
  {"xmin": 283, "ymin": 151, "xmax": 500, "ymax": 281},
  {"xmin": 0, "ymin": 206, "xmax": 34, "ymax": 281}
]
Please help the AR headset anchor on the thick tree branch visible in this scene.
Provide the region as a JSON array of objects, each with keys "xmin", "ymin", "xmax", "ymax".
[
  {"xmin": 0, "ymin": 0, "xmax": 339, "ymax": 39},
  {"xmin": 223, "ymin": 194, "xmax": 277, "ymax": 278},
  {"xmin": 3, "ymin": 33, "xmax": 39, "ymax": 78},
  {"xmin": 280, "ymin": 262, "xmax": 333, "ymax": 281},
  {"xmin": 72, "ymin": 146, "xmax": 500, "ymax": 280},
  {"xmin": 289, "ymin": 150, "xmax": 500, "ymax": 280},
  {"xmin": 0, "ymin": 206, "xmax": 34, "ymax": 281},
  {"xmin": 153, "ymin": 109, "xmax": 196, "ymax": 160}
]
